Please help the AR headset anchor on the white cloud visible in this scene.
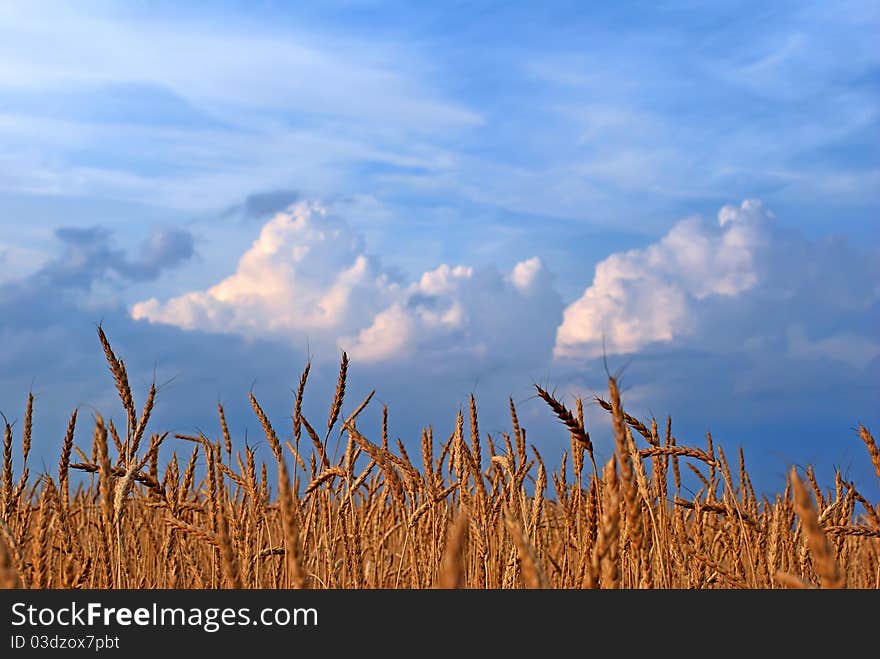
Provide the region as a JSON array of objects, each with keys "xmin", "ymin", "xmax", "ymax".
[
  {"xmin": 127, "ymin": 190, "xmax": 878, "ymax": 445},
  {"xmin": 133, "ymin": 202, "xmax": 562, "ymax": 368},
  {"xmin": 132, "ymin": 202, "xmax": 398, "ymax": 352},
  {"xmin": 131, "ymin": 198, "xmax": 878, "ymax": 381},
  {"xmin": 510, "ymin": 256, "xmax": 544, "ymax": 293},
  {"xmin": 0, "ymin": 4, "xmax": 481, "ymax": 212},
  {"xmin": 555, "ymin": 199, "xmax": 771, "ymax": 358},
  {"xmin": 0, "ymin": 4, "xmax": 481, "ymax": 129},
  {"xmin": 344, "ymin": 257, "xmax": 561, "ymax": 365}
]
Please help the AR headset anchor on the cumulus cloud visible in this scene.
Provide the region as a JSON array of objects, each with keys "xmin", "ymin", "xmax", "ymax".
[
  {"xmin": 133, "ymin": 203, "xmax": 397, "ymax": 352},
  {"xmin": 133, "ymin": 202, "xmax": 562, "ymax": 368},
  {"xmin": 555, "ymin": 199, "xmax": 879, "ymax": 376},
  {"xmin": 133, "ymin": 197, "xmax": 878, "ymax": 384},
  {"xmin": 556, "ymin": 200, "xmax": 772, "ymax": 358},
  {"xmin": 346, "ymin": 257, "xmax": 561, "ymax": 367}
]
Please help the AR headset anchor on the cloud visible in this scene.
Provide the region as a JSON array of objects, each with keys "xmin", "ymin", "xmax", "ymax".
[
  {"xmin": 0, "ymin": 4, "xmax": 482, "ymax": 129},
  {"xmin": 240, "ymin": 189, "xmax": 300, "ymax": 220},
  {"xmin": 132, "ymin": 203, "xmax": 396, "ymax": 354},
  {"xmin": 0, "ymin": 253, "xmax": 31, "ymax": 287},
  {"xmin": 132, "ymin": 202, "xmax": 562, "ymax": 370},
  {"xmin": 543, "ymin": 198, "xmax": 878, "ymax": 495},
  {"xmin": 132, "ymin": 196, "xmax": 878, "ymax": 386},
  {"xmin": 345, "ymin": 257, "xmax": 561, "ymax": 368},
  {"xmin": 137, "ymin": 226, "xmax": 196, "ymax": 274},
  {"xmin": 554, "ymin": 199, "xmax": 879, "ymax": 391},
  {"xmin": 220, "ymin": 189, "xmax": 302, "ymax": 221},
  {"xmin": 1, "ymin": 0, "xmax": 875, "ymax": 251},
  {"xmin": 555, "ymin": 200, "xmax": 771, "ymax": 358},
  {"xmin": 38, "ymin": 225, "xmax": 194, "ymax": 289}
]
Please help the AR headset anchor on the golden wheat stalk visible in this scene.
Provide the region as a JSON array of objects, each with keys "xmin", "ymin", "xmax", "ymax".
[
  {"xmin": 858, "ymin": 425, "xmax": 880, "ymax": 486},
  {"xmin": 791, "ymin": 468, "xmax": 844, "ymax": 589},
  {"xmin": 504, "ymin": 511, "xmax": 549, "ymax": 589},
  {"xmin": 435, "ymin": 511, "xmax": 469, "ymax": 589}
]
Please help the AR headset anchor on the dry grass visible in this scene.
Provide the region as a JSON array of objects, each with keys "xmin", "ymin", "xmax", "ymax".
[{"xmin": 0, "ymin": 328, "xmax": 878, "ymax": 589}]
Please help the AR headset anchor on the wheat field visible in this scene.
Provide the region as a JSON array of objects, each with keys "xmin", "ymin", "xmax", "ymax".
[{"xmin": 0, "ymin": 326, "xmax": 877, "ymax": 590}]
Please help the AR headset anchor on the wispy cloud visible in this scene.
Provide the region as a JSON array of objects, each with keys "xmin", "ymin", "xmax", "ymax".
[
  {"xmin": 0, "ymin": 3, "xmax": 480, "ymax": 212},
  {"xmin": 2, "ymin": 0, "xmax": 876, "ymax": 238}
]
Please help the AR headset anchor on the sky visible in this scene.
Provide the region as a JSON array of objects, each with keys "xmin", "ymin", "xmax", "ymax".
[{"xmin": 0, "ymin": 0, "xmax": 878, "ymax": 497}]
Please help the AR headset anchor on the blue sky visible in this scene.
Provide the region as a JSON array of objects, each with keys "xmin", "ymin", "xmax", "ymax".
[{"xmin": 0, "ymin": 1, "xmax": 877, "ymax": 496}]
